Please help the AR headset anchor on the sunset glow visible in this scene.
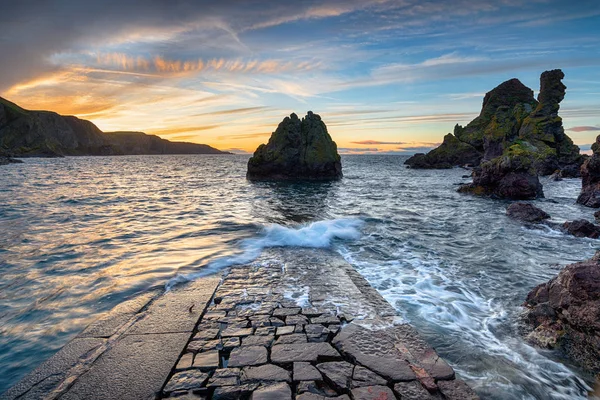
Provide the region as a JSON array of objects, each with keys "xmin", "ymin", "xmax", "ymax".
[{"xmin": 2, "ymin": 0, "xmax": 599, "ymax": 153}]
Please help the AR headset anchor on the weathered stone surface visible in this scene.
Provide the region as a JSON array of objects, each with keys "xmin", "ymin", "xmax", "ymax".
[
  {"xmin": 163, "ymin": 370, "xmax": 209, "ymax": 393},
  {"xmin": 228, "ymin": 345, "xmax": 268, "ymax": 367},
  {"xmin": 333, "ymin": 324, "xmax": 415, "ymax": 382},
  {"xmin": 193, "ymin": 328, "xmax": 219, "ymax": 341},
  {"xmin": 271, "ymin": 342, "xmax": 341, "ymax": 364},
  {"xmin": 393, "ymin": 381, "xmax": 437, "ymax": 399},
  {"xmin": 207, "ymin": 368, "xmax": 240, "ymax": 387},
  {"xmin": 241, "ymin": 364, "xmax": 291, "ymax": 383},
  {"xmin": 581, "ymin": 138, "xmax": 600, "ymax": 207},
  {"xmin": 0, "ymin": 338, "xmax": 106, "ymax": 400},
  {"xmin": 175, "ymin": 352, "xmax": 194, "ymax": 370},
  {"xmin": 297, "ymin": 394, "xmax": 350, "ymax": 400},
  {"xmin": 222, "ymin": 337, "xmax": 240, "ymax": 350},
  {"xmin": 352, "ymin": 366, "xmax": 387, "ymax": 387},
  {"xmin": 276, "ymin": 326, "xmax": 295, "ymax": 336},
  {"xmin": 286, "ymin": 314, "xmax": 309, "ymax": 325},
  {"xmin": 562, "ymin": 219, "xmax": 600, "ymax": 238},
  {"xmin": 438, "ymin": 379, "xmax": 480, "ymax": 399},
  {"xmin": 192, "ymin": 350, "xmax": 220, "ymax": 370},
  {"xmin": 212, "ymin": 383, "xmax": 259, "ymax": 399},
  {"xmin": 350, "ymin": 385, "xmax": 396, "ymax": 400},
  {"xmin": 273, "ymin": 307, "xmax": 301, "ymax": 317},
  {"xmin": 247, "ymin": 112, "xmax": 342, "ymax": 180},
  {"xmin": 276, "ymin": 333, "xmax": 307, "ymax": 345},
  {"xmin": 506, "ymin": 202, "xmax": 551, "ymax": 223},
  {"xmin": 221, "ymin": 327, "xmax": 254, "ymax": 338},
  {"xmin": 59, "ymin": 333, "xmax": 189, "ymax": 400},
  {"xmin": 293, "ymin": 362, "xmax": 322, "ymax": 381},
  {"xmin": 251, "ymin": 382, "xmax": 292, "ymax": 399},
  {"xmin": 188, "ymin": 339, "xmax": 221, "ymax": 353},
  {"xmin": 405, "ymin": 133, "xmax": 481, "ymax": 169},
  {"xmin": 242, "ymin": 335, "xmax": 274, "ymax": 347},
  {"xmin": 523, "ymin": 251, "xmax": 600, "ymax": 373},
  {"xmin": 316, "ymin": 361, "xmax": 354, "ymax": 391}
]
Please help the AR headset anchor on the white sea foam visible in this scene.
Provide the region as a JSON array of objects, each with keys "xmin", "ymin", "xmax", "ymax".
[{"xmin": 166, "ymin": 218, "xmax": 363, "ymax": 290}]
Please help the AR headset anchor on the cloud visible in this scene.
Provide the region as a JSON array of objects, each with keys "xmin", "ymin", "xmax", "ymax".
[
  {"xmin": 338, "ymin": 147, "xmax": 379, "ymax": 153},
  {"xmin": 147, "ymin": 125, "xmax": 220, "ymax": 136},
  {"xmin": 351, "ymin": 140, "xmax": 406, "ymax": 145},
  {"xmin": 395, "ymin": 146, "xmax": 438, "ymax": 153},
  {"xmin": 567, "ymin": 126, "xmax": 600, "ymax": 132},
  {"xmin": 194, "ymin": 106, "xmax": 271, "ymax": 117}
]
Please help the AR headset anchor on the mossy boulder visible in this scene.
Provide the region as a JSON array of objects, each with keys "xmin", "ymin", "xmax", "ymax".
[
  {"xmin": 577, "ymin": 135, "xmax": 600, "ymax": 208},
  {"xmin": 405, "ymin": 133, "xmax": 481, "ymax": 169},
  {"xmin": 247, "ymin": 111, "xmax": 342, "ymax": 180},
  {"xmin": 459, "ymin": 143, "xmax": 543, "ymax": 199}
]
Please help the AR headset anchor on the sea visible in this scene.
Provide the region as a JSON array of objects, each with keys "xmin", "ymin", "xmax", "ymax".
[{"xmin": 0, "ymin": 154, "xmax": 598, "ymax": 399}]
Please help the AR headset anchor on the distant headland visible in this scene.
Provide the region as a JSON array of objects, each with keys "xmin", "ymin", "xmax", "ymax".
[{"xmin": 0, "ymin": 97, "xmax": 230, "ymax": 158}]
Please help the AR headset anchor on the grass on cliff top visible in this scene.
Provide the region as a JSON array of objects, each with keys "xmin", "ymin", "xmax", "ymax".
[{"xmin": 0, "ymin": 97, "xmax": 29, "ymax": 116}]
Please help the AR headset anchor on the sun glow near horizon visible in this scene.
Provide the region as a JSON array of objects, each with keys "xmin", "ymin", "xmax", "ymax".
[{"xmin": 2, "ymin": 0, "xmax": 600, "ymax": 153}]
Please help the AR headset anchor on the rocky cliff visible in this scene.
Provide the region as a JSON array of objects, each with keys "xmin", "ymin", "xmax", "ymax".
[
  {"xmin": 405, "ymin": 70, "xmax": 583, "ymax": 177},
  {"xmin": 0, "ymin": 97, "xmax": 228, "ymax": 157},
  {"xmin": 247, "ymin": 111, "xmax": 342, "ymax": 180}
]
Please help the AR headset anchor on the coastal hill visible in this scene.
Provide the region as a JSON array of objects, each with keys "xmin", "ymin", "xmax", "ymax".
[{"xmin": 0, "ymin": 97, "xmax": 229, "ymax": 157}]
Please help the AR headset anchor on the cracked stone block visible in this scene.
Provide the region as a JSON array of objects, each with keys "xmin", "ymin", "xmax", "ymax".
[
  {"xmin": 293, "ymin": 362, "xmax": 322, "ymax": 381},
  {"xmin": 241, "ymin": 364, "xmax": 291, "ymax": 383},
  {"xmin": 393, "ymin": 381, "xmax": 437, "ymax": 399},
  {"xmin": 271, "ymin": 342, "xmax": 341, "ymax": 364},
  {"xmin": 275, "ymin": 333, "xmax": 307, "ymax": 345},
  {"xmin": 176, "ymin": 352, "xmax": 194, "ymax": 370},
  {"xmin": 352, "ymin": 366, "xmax": 387, "ymax": 388},
  {"xmin": 212, "ymin": 383, "xmax": 259, "ymax": 399},
  {"xmin": 163, "ymin": 370, "xmax": 210, "ymax": 393},
  {"xmin": 222, "ymin": 337, "xmax": 240, "ymax": 350},
  {"xmin": 437, "ymin": 380, "xmax": 479, "ymax": 400},
  {"xmin": 193, "ymin": 329, "xmax": 219, "ymax": 341},
  {"xmin": 301, "ymin": 308, "xmax": 324, "ymax": 317},
  {"xmin": 269, "ymin": 318, "xmax": 285, "ymax": 327},
  {"xmin": 188, "ymin": 339, "xmax": 221, "ymax": 353},
  {"xmin": 276, "ymin": 326, "xmax": 295, "ymax": 336},
  {"xmin": 251, "ymin": 382, "xmax": 292, "ymax": 399},
  {"xmin": 242, "ymin": 335, "xmax": 274, "ymax": 347},
  {"xmin": 228, "ymin": 345, "xmax": 268, "ymax": 367},
  {"xmin": 316, "ymin": 361, "xmax": 354, "ymax": 391},
  {"xmin": 221, "ymin": 327, "xmax": 253, "ymax": 338},
  {"xmin": 332, "ymin": 323, "xmax": 415, "ymax": 382},
  {"xmin": 296, "ymin": 380, "xmax": 339, "ymax": 397},
  {"xmin": 192, "ymin": 350, "xmax": 220, "ymax": 370},
  {"xmin": 204, "ymin": 311, "xmax": 227, "ymax": 320},
  {"xmin": 351, "ymin": 385, "xmax": 396, "ymax": 400},
  {"xmin": 207, "ymin": 368, "xmax": 241, "ymax": 387},
  {"xmin": 273, "ymin": 308, "xmax": 301, "ymax": 317},
  {"xmin": 255, "ymin": 326, "xmax": 276, "ymax": 336},
  {"xmin": 286, "ymin": 315, "xmax": 309, "ymax": 325}
]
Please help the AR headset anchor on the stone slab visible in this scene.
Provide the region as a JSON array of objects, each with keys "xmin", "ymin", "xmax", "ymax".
[
  {"xmin": 0, "ymin": 338, "xmax": 105, "ymax": 400},
  {"xmin": 59, "ymin": 333, "xmax": 189, "ymax": 400}
]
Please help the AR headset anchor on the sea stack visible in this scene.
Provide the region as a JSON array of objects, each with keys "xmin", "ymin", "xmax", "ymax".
[
  {"xmin": 577, "ymin": 135, "xmax": 600, "ymax": 207},
  {"xmin": 405, "ymin": 69, "xmax": 583, "ymax": 181},
  {"xmin": 247, "ymin": 111, "xmax": 342, "ymax": 180},
  {"xmin": 523, "ymin": 251, "xmax": 600, "ymax": 374}
]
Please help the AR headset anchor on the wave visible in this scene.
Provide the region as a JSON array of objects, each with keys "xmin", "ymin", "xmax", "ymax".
[{"xmin": 165, "ymin": 218, "xmax": 363, "ymax": 290}]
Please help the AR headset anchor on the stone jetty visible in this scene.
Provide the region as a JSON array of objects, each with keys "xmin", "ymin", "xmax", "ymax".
[{"xmin": 2, "ymin": 249, "xmax": 478, "ymax": 400}]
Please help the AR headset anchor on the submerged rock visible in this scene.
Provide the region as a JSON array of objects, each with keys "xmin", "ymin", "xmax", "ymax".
[
  {"xmin": 247, "ymin": 112, "xmax": 342, "ymax": 180},
  {"xmin": 458, "ymin": 145, "xmax": 543, "ymax": 199},
  {"xmin": 523, "ymin": 251, "xmax": 600, "ymax": 373},
  {"xmin": 577, "ymin": 135, "xmax": 600, "ymax": 208},
  {"xmin": 406, "ymin": 70, "xmax": 583, "ymax": 177},
  {"xmin": 506, "ymin": 202, "xmax": 550, "ymax": 223}
]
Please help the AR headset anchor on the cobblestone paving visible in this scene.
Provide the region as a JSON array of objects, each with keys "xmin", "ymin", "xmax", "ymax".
[{"xmin": 160, "ymin": 249, "xmax": 479, "ymax": 400}]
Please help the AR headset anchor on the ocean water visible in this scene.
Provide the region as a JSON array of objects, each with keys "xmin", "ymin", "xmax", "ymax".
[{"xmin": 0, "ymin": 154, "xmax": 598, "ymax": 398}]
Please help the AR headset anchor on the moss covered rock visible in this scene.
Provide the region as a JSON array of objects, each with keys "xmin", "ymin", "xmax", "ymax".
[
  {"xmin": 405, "ymin": 133, "xmax": 481, "ymax": 169},
  {"xmin": 247, "ymin": 112, "xmax": 342, "ymax": 180}
]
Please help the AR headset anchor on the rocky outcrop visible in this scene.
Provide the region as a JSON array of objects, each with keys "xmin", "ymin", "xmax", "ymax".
[
  {"xmin": 405, "ymin": 133, "xmax": 481, "ymax": 169},
  {"xmin": 562, "ymin": 219, "xmax": 600, "ymax": 239},
  {"xmin": 458, "ymin": 145, "xmax": 544, "ymax": 199},
  {"xmin": 405, "ymin": 70, "xmax": 583, "ymax": 177},
  {"xmin": 0, "ymin": 96, "xmax": 229, "ymax": 157},
  {"xmin": 577, "ymin": 135, "xmax": 600, "ymax": 207},
  {"xmin": 247, "ymin": 112, "xmax": 342, "ymax": 180},
  {"xmin": 506, "ymin": 202, "xmax": 550, "ymax": 223},
  {"xmin": 523, "ymin": 251, "xmax": 600, "ymax": 373}
]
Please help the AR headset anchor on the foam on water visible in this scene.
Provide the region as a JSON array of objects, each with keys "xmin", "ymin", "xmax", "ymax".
[{"xmin": 166, "ymin": 218, "xmax": 363, "ymax": 290}]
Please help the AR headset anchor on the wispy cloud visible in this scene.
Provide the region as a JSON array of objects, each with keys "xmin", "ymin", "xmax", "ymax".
[{"xmin": 566, "ymin": 126, "xmax": 600, "ymax": 132}]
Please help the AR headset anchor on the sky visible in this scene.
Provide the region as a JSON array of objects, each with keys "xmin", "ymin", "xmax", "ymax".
[{"xmin": 1, "ymin": 0, "xmax": 599, "ymax": 154}]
